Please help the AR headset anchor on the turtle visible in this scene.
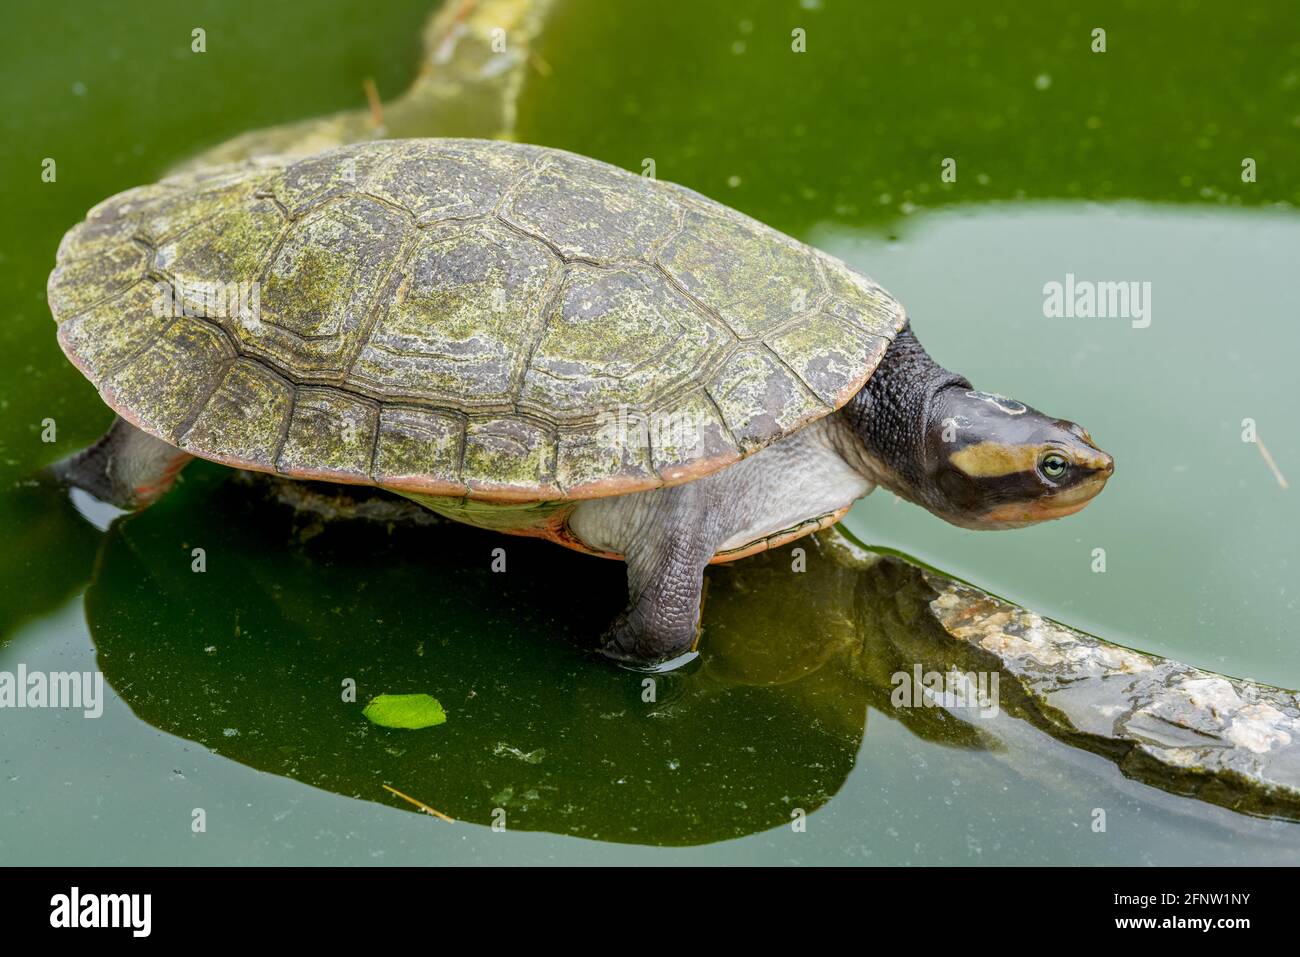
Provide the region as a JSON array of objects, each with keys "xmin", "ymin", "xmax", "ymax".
[{"xmin": 47, "ymin": 138, "xmax": 1114, "ymax": 666}]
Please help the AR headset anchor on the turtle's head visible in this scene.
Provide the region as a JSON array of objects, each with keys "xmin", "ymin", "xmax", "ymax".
[
  {"xmin": 918, "ymin": 388, "xmax": 1114, "ymax": 529},
  {"xmin": 841, "ymin": 325, "xmax": 1113, "ymax": 529}
]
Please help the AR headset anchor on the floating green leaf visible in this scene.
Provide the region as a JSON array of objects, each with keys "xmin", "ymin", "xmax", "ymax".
[{"xmin": 363, "ymin": 693, "xmax": 447, "ymax": 730}]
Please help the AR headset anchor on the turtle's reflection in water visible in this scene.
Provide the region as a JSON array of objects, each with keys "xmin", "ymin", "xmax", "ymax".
[{"xmin": 87, "ymin": 467, "xmax": 992, "ymax": 846}]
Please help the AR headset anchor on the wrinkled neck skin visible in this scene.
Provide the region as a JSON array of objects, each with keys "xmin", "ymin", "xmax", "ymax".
[{"xmin": 835, "ymin": 325, "xmax": 968, "ymax": 513}]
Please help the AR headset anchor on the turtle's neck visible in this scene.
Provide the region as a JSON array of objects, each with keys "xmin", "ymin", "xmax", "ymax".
[{"xmin": 837, "ymin": 325, "xmax": 969, "ymax": 501}]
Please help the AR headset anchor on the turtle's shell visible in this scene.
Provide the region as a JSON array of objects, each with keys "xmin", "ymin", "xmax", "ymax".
[{"xmin": 49, "ymin": 139, "xmax": 905, "ymax": 501}]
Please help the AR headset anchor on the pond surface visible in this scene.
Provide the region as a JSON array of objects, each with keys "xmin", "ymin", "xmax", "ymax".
[{"xmin": 1, "ymin": 0, "xmax": 1297, "ymax": 863}]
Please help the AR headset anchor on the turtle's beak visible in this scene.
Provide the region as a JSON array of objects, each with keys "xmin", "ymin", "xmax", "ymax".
[
  {"xmin": 1073, "ymin": 445, "xmax": 1114, "ymax": 504},
  {"xmin": 1093, "ymin": 449, "xmax": 1115, "ymax": 477}
]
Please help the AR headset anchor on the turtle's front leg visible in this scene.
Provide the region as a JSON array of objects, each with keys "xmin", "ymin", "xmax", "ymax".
[
  {"xmin": 601, "ymin": 478, "xmax": 730, "ymax": 667},
  {"xmin": 49, "ymin": 415, "xmax": 192, "ymax": 509}
]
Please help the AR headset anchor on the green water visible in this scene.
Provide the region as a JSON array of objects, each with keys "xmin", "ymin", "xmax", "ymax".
[{"xmin": 2, "ymin": 0, "xmax": 1298, "ymax": 863}]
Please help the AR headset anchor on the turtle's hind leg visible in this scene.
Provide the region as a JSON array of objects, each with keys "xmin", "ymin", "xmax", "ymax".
[{"xmin": 50, "ymin": 416, "xmax": 193, "ymax": 509}]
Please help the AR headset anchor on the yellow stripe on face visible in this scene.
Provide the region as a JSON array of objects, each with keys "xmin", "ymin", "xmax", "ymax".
[{"xmin": 949, "ymin": 441, "xmax": 1042, "ymax": 478}]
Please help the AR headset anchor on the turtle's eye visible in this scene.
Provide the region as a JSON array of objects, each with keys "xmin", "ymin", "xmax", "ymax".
[{"xmin": 1039, "ymin": 453, "xmax": 1069, "ymax": 479}]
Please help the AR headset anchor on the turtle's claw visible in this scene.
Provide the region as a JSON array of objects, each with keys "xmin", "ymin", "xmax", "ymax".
[
  {"xmin": 598, "ymin": 643, "xmax": 700, "ymax": 674},
  {"xmin": 599, "ymin": 612, "xmax": 701, "ymax": 672}
]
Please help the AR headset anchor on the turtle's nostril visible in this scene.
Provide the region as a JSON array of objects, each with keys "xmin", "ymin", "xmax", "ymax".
[{"xmin": 1097, "ymin": 452, "xmax": 1115, "ymax": 476}]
